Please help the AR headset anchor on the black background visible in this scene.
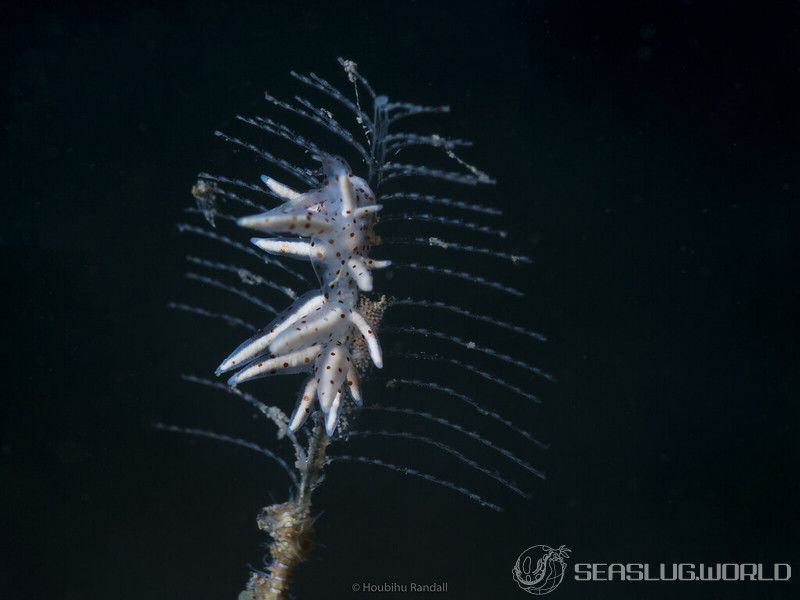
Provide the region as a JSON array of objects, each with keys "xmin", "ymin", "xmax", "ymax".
[{"xmin": 2, "ymin": 1, "xmax": 798, "ymax": 599}]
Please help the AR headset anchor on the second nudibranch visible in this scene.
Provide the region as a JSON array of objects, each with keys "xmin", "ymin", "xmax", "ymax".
[{"xmin": 215, "ymin": 155, "xmax": 387, "ymax": 436}]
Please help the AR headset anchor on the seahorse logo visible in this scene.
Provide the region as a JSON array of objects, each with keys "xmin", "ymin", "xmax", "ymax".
[{"xmin": 512, "ymin": 544, "xmax": 571, "ymax": 595}]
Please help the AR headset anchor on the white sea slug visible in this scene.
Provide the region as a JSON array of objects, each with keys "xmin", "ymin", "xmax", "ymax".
[{"xmin": 215, "ymin": 154, "xmax": 386, "ymax": 435}]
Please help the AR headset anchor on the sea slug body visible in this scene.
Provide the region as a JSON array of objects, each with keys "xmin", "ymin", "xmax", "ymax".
[{"xmin": 215, "ymin": 153, "xmax": 385, "ymax": 435}]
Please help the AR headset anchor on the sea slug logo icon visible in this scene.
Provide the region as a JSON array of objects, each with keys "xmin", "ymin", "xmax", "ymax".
[{"xmin": 512, "ymin": 545, "xmax": 572, "ymax": 595}]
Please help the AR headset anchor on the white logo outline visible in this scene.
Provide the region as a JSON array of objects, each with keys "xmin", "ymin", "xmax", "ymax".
[{"xmin": 512, "ymin": 544, "xmax": 572, "ymax": 595}]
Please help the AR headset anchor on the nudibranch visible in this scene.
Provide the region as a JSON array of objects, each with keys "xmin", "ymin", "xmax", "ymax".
[{"xmin": 215, "ymin": 154, "xmax": 387, "ymax": 436}]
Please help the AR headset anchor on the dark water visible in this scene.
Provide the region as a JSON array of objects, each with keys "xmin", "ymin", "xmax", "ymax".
[{"xmin": 2, "ymin": 2, "xmax": 798, "ymax": 599}]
